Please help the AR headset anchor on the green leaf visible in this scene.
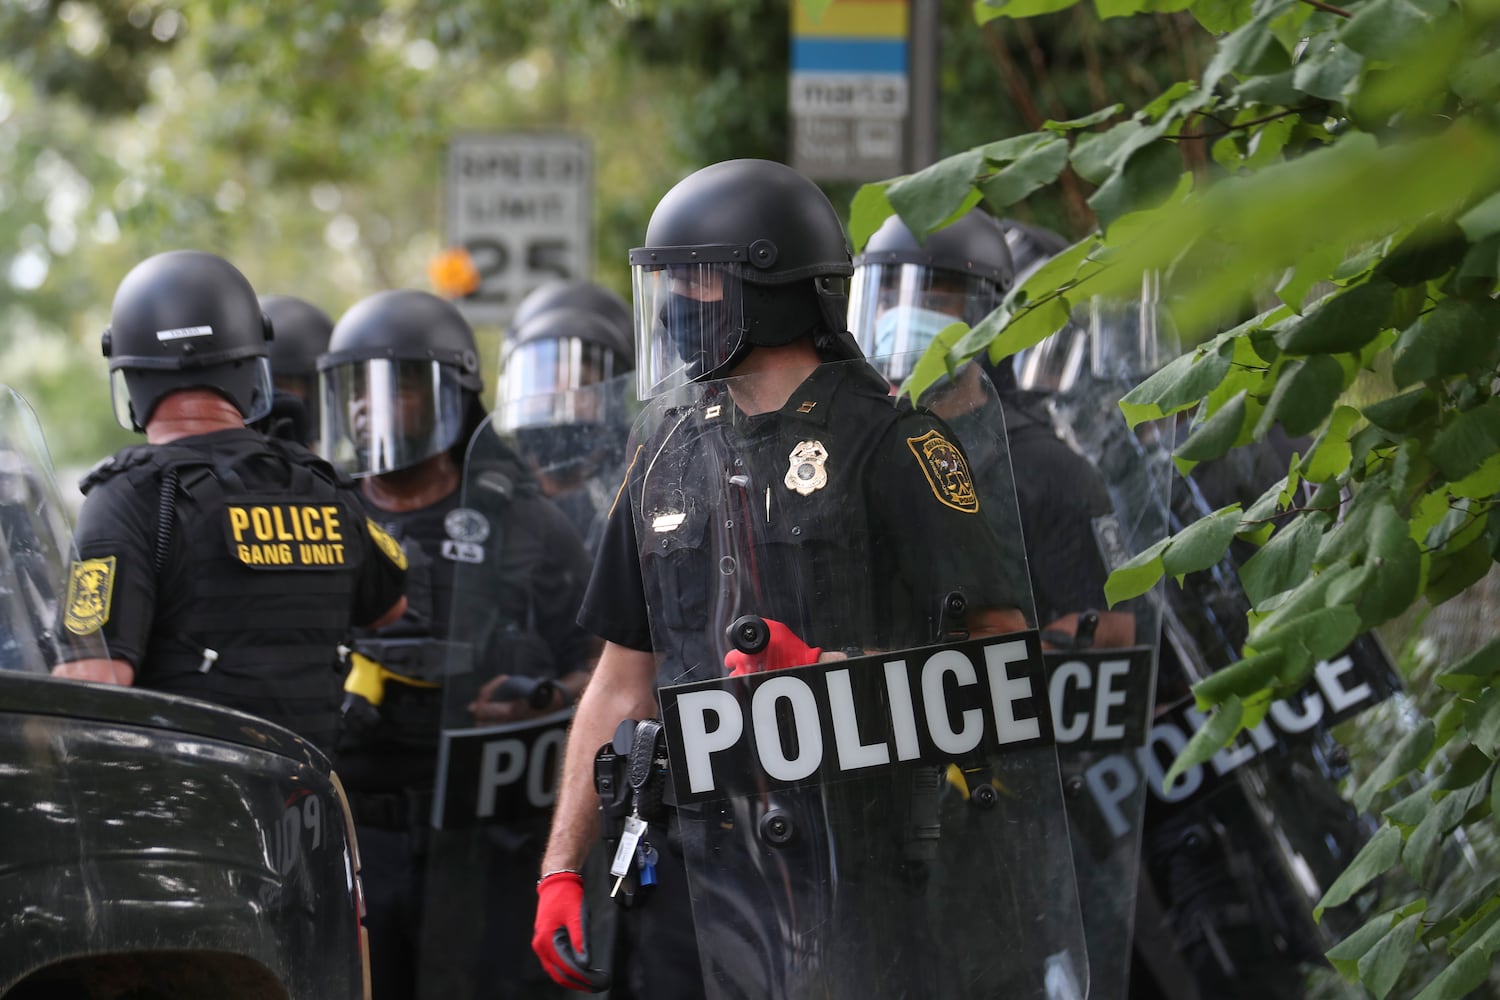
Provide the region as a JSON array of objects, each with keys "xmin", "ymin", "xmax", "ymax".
[
  {"xmin": 1104, "ymin": 534, "xmax": 1171, "ymax": 606},
  {"xmin": 1162, "ymin": 504, "xmax": 1244, "ymax": 579},
  {"xmin": 1163, "ymin": 696, "xmax": 1244, "ymax": 789},
  {"xmin": 1436, "ymin": 637, "xmax": 1500, "ymax": 695},
  {"xmin": 1257, "ymin": 354, "xmax": 1346, "ymax": 437},
  {"xmin": 1246, "ymin": 604, "xmax": 1363, "ymax": 664},
  {"xmin": 1071, "ymin": 120, "xmax": 1147, "ymax": 186},
  {"xmin": 903, "ymin": 321, "xmax": 972, "ymax": 401},
  {"xmin": 886, "ymin": 149, "xmax": 985, "ymax": 239},
  {"xmin": 1412, "ymin": 914, "xmax": 1500, "ymax": 1000},
  {"xmin": 1175, "ymin": 391, "xmax": 1249, "ymax": 468},
  {"xmin": 1375, "ymin": 220, "xmax": 1469, "ymax": 287},
  {"xmin": 1452, "ymin": 234, "xmax": 1500, "ymax": 297},
  {"xmin": 1292, "ymin": 39, "xmax": 1365, "ymax": 101},
  {"xmin": 1193, "ymin": 647, "xmax": 1285, "ymax": 706},
  {"xmin": 1328, "ymin": 909, "xmax": 1411, "ymax": 982},
  {"xmin": 1405, "ymin": 772, "xmax": 1493, "ymax": 885},
  {"xmin": 1315, "ymin": 824, "xmax": 1403, "ymax": 921},
  {"xmin": 1275, "ymin": 279, "xmax": 1395, "ymax": 355},
  {"xmin": 1429, "ymin": 397, "xmax": 1500, "ymax": 482},
  {"xmin": 1427, "ymin": 535, "xmax": 1494, "ymax": 607},
  {"xmin": 1467, "ymin": 685, "xmax": 1500, "ymax": 758},
  {"xmin": 1120, "ymin": 341, "xmax": 1234, "ymax": 425},
  {"xmin": 1190, "ymin": 0, "xmax": 1256, "ymax": 34},
  {"xmin": 973, "ymin": 0, "xmax": 1078, "ymax": 20},
  {"xmin": 1363, "ymin": 388, "xmax": 1438, "ymax": 433},
  {"xmin": 1202, "ymin": 2, "xmax": 1295, "ymax": 91},
  {"xmin": 979, "ymin": 136, "xmax": 1070, "ymax": 210},
  {"xmin": 1342, "ymin": 0, "xmax": 1437, "ymax": 60},
  {"xmin": 1354, "ymin": 720, "xmax": 1436, "ymax": 813},
  {"xmin": 1301, "ymin": 405, "xmax": 1359, "ymax": 483},
  {"xmin": 987, "ymin": 295, "xmax": 1073, "ymax": 368},
  {"xmin": 1042, "ymin": 105, "xmax": 1124, "ymax": 133},
  {"xmin": 849, "ymin": 183, "xmax": 895, "ymax": 253},
  {"xmin": 1360, "ymin": 912, "xmax": 1424, "ymax": 999},
  {"xmin": 1087, "ymin": 140, "xmax": 1185, "ymax": 232},
  {"xmin": 1392, "ymin": 298, "xmax": 1500, "ymax": 388},
  {"xmin": 1239, "ymin": 512, "xmax": 1324, "ymax": 608},
  {"xmin": 1458, "ymin": 189, "xmax": 1500, "ymax": 242}
]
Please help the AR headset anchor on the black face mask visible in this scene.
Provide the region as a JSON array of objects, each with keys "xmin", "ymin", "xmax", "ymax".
[{"xmin": 660, "ymin": 290, "xmax": 743, "ymax": 382}]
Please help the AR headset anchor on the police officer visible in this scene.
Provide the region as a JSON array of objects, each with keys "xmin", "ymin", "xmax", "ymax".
[
  {"xmin": 532, "ymin": 160, "xmax": 1028, "ymax": 997},
  {"xmin": 256, "ymin": 293, "xmax": 335, "ymax": 448},
  {"xmin": 319, "ymin": 288, "xmax": 597, "ymax": 1000},
  {"xmin": 497, "ymin": 283, "xmax": 636, "ymax": 550},
  {"xmin": 851, "ymin": 209, "xmax": 1134, "ymax": 647},
  {"xmin": 51, "ymin": 250, "xmax": 409, "ymax": 758}
]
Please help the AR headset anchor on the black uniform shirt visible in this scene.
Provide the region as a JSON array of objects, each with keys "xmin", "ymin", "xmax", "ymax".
[
  {"xmin": 337, "ymin": 460, "xmax": 594, "ymax": 795},
  {"xmin": 64, "ymin": 428, "xmax": 406, "ymax": 750},
  {"xmin": 580, "ymin": 362, "xmax": 1019, "ymax": 682}
]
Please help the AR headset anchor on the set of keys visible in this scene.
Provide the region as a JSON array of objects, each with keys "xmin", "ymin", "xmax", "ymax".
[{"xmin": 609, "ymin": 808, "xmax": 659, "ymax": 898}]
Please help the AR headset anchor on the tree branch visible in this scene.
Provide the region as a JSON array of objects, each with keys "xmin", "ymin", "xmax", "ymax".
[
  {"xmin": 1299, "ymin": 0, "xmax": 1354, "ymax": 16},
  {"xmin": 1167, "ymin": 107, "xmax": 1310, "ymax": 140}
]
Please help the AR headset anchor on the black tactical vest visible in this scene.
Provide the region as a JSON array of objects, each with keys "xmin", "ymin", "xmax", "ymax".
[{"xmin": 84, "ymin": 434, "xmax": 363, "ymax": 753}]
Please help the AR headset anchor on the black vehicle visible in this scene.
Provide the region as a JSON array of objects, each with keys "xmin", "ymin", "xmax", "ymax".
[{"xmin": 0, "ymin": 385, "xmax": 370, "ymax": 1000}]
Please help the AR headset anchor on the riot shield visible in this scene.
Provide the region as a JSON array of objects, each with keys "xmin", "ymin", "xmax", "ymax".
[
  {"xmin": 0, "ymin": 385, "xmax": 108, "ymax": 672},
  {"xmin": 629, "ymin": 356, "xmax": 1087, "ymax": 999},
  {"xmin": 420, "ymin": 384, "xmax": 632, "ymax": 1000},
  {"xmin": 1014, "ymin": 287, "xmax": 1175, "ymax": 1000}
]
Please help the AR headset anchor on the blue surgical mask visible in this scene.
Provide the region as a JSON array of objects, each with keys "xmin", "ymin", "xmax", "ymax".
[{"xmin": 873, "ymin": 305, "xmax": 963, "ymax": 359}]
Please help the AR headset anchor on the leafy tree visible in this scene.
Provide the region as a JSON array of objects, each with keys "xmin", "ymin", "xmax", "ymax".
[{"xmin": 845, "ymin": 0, "xmax": 1500, "ymax": 992}]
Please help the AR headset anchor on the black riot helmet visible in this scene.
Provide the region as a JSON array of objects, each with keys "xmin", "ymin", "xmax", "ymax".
[
  {"xmin": 499, "ymin": 305, "xmax": 634, "ymax": 429},
  {"xmin": 260, "ymin": 294, "xmax": 334, "ymax": 440},
  {"xmin": 319, "ymin": 289, "xmax": 482, "ymax": 477},
  {"xmin": 1000, "ymin": 220, "xmax": 1083, "ymax": 395},
  {"xmin": 628, "ymin": 158, "xmax": 855, "ymax": 399},
  {"xmin": 509, "ymin": 280, "xmax": 634, "ymax": 353},
  {"xmin": 850, "ymin": 209, "xmax": 1016, "ymax": 385},
  {"xmin": 101, "ymin": 250, "xmax": 274, "ymax": 431}
]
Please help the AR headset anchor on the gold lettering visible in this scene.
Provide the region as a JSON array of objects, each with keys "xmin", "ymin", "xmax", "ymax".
[
  {"xmin": 271, "ymin": 506, "xmax": 300, "ymax": 542},
  {"xmin": 330, "ymin": 543, "xmax": 344, "ymax": 563},
  {"xmin": 301, "ymin": 506, "xmax": 323, "ymax": 541},
  {"xmin": 251, "ymin": 507, "xmax": 273, "ymax": 540},
  {"xmin": 275, "ymin": 543, "xmax": 292, "ymax": 564},
  {"xmin": 247, "ymin": 544, "xmax": 265, "ymax": 565},
  {"xmin": 322, "ymin": 506, "xmax": 343, "ymax": 542},
  {"xmin": 229, "ymin": 507, "xmax": 250, "ymax": 543},
  {"xmin": 237, "ymin": 543, "xmax": 251, "ymax": 562}
]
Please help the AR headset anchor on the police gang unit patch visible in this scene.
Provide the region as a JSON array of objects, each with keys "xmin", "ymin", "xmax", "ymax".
[
  {"xmin": 221, "ymin": 502, "xmax": 359, "ymax": 570},
  {"xmin": 64, "ymin": 556, "xmax": 116, "ymax": 635},
  {"xmin": 906, "ymin": 429, "xmax": 979, "ymax": 513},
  {"xmin": 366, "ymin": 518, "xmax": 409, "ymax": 570},
  {"xmin": 658, "ymin": 631, "xmax": 1052, "ymax": 804}
]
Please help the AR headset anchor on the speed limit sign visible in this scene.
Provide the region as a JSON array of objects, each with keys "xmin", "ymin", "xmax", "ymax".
[{"xmin": 444, "ymin": 133, "xmax": 593, "ymax": 328}]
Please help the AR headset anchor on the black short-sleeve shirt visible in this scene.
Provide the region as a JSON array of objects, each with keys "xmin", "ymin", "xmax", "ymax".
[{"xmin": 580, "ymin": 362, "xmax": 1019, "ymax": 681}]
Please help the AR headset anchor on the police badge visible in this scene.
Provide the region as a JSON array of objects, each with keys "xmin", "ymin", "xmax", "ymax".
[{"xmin": 784, "ymin": 440, "xmax": 829, "ymax": 496}]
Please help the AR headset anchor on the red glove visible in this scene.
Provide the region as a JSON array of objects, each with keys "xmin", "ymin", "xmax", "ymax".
[
  {"xmin": 724, "ymin": 618, "xmax": 823, "ymax": 677},
  {"xmin": 532, "ymin": 871, "xmax": 609, "ymax": 992}
]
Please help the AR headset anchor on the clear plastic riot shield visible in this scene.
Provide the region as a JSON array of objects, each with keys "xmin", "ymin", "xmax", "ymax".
[
  {"xmin": 420, "ymin": 386, "xmax": 632, "ymax": 1000},
  {"xmin": 1013, "ymin": 283, "xmax": 1175, "ymax": 1000},
  {"xmin": 629, "ymin": 356, "xmax": 1087, "ymax": 1000},
  {"xmin": 0, "ymin": 385, "xmax": 109, "ymax": 672}
]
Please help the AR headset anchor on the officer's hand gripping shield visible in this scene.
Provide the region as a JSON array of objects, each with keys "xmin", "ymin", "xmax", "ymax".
[
  {"xmin": 419, "ymin": 385, "xmax": 635, "ymax": 1000},
  {"xmin": 625, "ymin": 356, "xmax": 1088, "ymax": 999},
  {"xmin": 1011, "ymin": 284, "xmax": 1177, "ymax": 1000},
  {"xmin": 0, "ymin": 386, "xmax": 110, "ymax": 672}
]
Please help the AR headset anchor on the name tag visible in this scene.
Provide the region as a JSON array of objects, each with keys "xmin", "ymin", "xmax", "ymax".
[{"xmin": 223, "ymin": 501, "xmax": 355, "ymax": 570}]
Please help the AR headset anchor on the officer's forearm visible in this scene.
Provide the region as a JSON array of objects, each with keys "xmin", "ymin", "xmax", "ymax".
[{"xmin": 540, "ymin": 641, "xmax": 658, "ymax": 875}]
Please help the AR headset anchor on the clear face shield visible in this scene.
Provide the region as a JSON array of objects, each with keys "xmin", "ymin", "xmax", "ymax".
[
  {"xmin": 109, "ymin": 357, "xmax": 274, "ymax": 430},
  {"xmin": 849, "ymin": 262, "xmax": 1003, "ymax": 386},
  {"xmin": 630, "ymin": 258, "xmax": 748, "ymax": 400},
  {"xmin": 496, "ymin": 337, "xmax": 620, "ymax": 432},
  {"xmin": 320, "ymin": 358, "xmax": 466, "ymax": 477}
]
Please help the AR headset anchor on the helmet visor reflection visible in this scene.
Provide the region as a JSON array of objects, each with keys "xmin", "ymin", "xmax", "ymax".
[
  {"xmin": 850, "ymin": 262, "xmax": 1003, "ymax": 385},
  {"xmin": 498, "ymin": 337, "xmax": 618, "ymax": 430},
  {"xmin": 320, "ymin": 359, "xmax": 466, "ymax": 477},
  {"xmin": 631, "ymin": 262, "xmax": 746, "ymax": 400}
]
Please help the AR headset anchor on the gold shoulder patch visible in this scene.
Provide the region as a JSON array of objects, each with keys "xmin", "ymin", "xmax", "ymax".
[
  {"xmin": 64, "ymin": 556, "xmax": 116, "ymax": 635},
  {"xmin": 367, "ymin": 518, "xmax": 408, "ymax": 570},
  {"xmin": 906, "ymin": 429, "xmax": 980, "ymax": 514}
]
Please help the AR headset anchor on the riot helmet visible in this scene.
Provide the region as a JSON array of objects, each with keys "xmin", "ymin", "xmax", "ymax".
[
  {"xmin": 499, "ymin": 306, "xmax": 633, "ymax": 431},
  {"xmin": 628, "ymin": 158, "xmax": 854, "ymax": 399},
  {"xmin": 509, "ymin": 279, "xmax": 634, "ymax": 353},
  {"xmin": 261, "ymin": 294, "xmax": 333, "ymax": 414},
  {"xmin": 102, "ymin": 250, "xmax": 274, "ymax": 431},
  {"xmin": 319, "ymin": 289, "xmax": 481, "ymax": 477}
]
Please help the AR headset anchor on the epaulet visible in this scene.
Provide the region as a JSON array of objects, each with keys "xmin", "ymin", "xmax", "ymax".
[
  {"xmin": 78, "ymin": 444, "xmax": 164, "ymax": 494},
  {"xmin": 472, "ymin": 468, "xmax": 515, "ymax": 506}
]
